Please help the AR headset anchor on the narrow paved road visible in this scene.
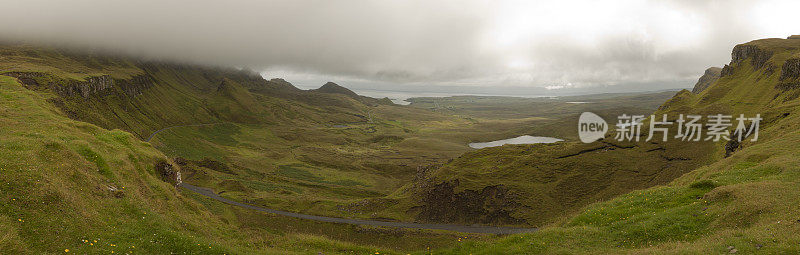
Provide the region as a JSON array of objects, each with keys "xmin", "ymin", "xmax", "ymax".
[{"xmin": 179, "ymin": 183, "xmax": 537, "ymax": 235}]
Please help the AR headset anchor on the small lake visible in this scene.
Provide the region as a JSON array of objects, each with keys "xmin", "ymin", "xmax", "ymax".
[{"xmin": 469, "ymin": 135, "xmax": 563, "ymax": 149}]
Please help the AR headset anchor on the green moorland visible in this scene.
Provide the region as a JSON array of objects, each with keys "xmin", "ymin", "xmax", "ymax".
[
  {"xmin": 0, "ymin": 43, "xmax": 679, "ymax": 253},
  {"xmin": 147, "ymin": 91, "xmax": 670, "ymax": 223},
  {"xmin": 427, "ymin": 37, "xmax": 800, "ymax": 253},
  {"xmin": 2, "ymin": 36, "xmax": 799, "ymax": 254},
  {"xmin": 0, "ymin": 44, "xmax": 648, "ymax": 253},
  {"xmin": 0, "ymin": 75, "xmax": 396, "ymax": 254},
  {"xmin": 0, "ymin": 45, "xmax": 498, "ymax": 253}
]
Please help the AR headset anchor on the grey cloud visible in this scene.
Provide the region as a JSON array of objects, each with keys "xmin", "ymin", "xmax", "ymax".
[{"xmin": 0, "ymin": 0, "xmax": 796, "ymax": 92}]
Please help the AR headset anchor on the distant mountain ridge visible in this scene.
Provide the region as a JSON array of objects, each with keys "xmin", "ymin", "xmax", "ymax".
[
  {"xmin": 0, "ymin": 44, "xmax": 392, "ymax": 138},
  {"xmin": 315, "ymin": 81, "xmax": 360, "ymax": 98}
]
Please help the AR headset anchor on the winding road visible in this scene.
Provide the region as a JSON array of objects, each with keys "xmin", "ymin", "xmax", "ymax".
[
  {"xmin": 179, "ymin": 183, "xmax": 536, "ymax": 234},
  {"xmin": 148, "ymin": 122, "xmax": 536, "ymax": 234}
]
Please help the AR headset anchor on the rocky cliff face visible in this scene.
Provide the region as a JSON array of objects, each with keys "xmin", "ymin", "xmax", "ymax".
[
  {"xmin": 720, "ymin": 43, "xmax": 777, "ymax": 78},
  {"xmin": 411, "ymin": 179, "xmax": 524, "ymax": 225},
  {"xmin": 777, "ymin": 58, "xmax": 800, "ymax": 91},
  {"xmin": 691, "ymin": 67, "xmax": 722, "ymax": 93},
  {"xmin": 779, "ymin": 58, "xmax": 800, "ymax": 81},
  {"xmin": 3, "ymin": 72, "xmax": 154, "ymax": 98},
  {"xmin": 115, "ymin": 75, "xmax": 155, "ymax": 97},
  {"xmin": 731, "ymin": 44, "xmax": 773, "ymax": 71}
]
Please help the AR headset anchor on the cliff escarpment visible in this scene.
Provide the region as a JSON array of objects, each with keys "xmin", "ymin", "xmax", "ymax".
[
  {"xmin": 3, "ymin": 71, "xmax": 154, "ymax": 98},
  {"xmin": 691, "ymin": 67, "xmax": 722, "ymax": 93}
]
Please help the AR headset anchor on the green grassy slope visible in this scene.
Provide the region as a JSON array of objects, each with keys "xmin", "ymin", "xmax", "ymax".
[
  {"xmin": 0, "ymin": 46, "xmax": 477, "ymax": 254},
  {"xmin": 431, "ymin": 37, "xmax": 800, "ymax": 253},
  {"xmin": 0, "ymin": 75, "xmax": 245, "ymax": 254}
]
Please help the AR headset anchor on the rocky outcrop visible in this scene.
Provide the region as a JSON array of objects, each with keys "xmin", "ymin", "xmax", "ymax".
[
  {"xmin": 3, "ymin": 72, "xmax": 154, "ymax": 98},
  {"xmin": 412, "ymin": 179, "xmax": 524, "ymax": 225},
  {"xmin": 691, "ymin": 67, "xmax": 722, "ymax": 93},
  {"xmin": 3, "ymin": 72, "xmax": 45, "ymax": 87},
  {"xmin": 720, "ymin": 64, "xmax": 734, "ymax": 77},
  {"xmin": 73, "ymin": 75, "xmax": 113, "ymax": 97},
  {"xmin": 779, "ymin": 58, "xmax": 800, "ymax": 81},
  {"xmin": 115, "ymin": 75, "xmax": 155, "ymax": 97},
  {"xmin": 731, "ymin": 44, "xmax": 773, "ymax": 70},
  {"xmin": 720, "ymin": 44, "xmax": 774, "ymax": 78},
  {"xmin": 724, "ymin": 138, "xmax": 741, "ymax": 158},
  {"xmin": 155, "ymin": 159, "xmax": 181, "ymax": 185}
]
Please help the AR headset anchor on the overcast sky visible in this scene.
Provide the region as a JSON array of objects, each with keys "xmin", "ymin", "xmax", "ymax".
[{"xmin": 0, "ymin": 0, "xmax": 797, "ymax": 95}]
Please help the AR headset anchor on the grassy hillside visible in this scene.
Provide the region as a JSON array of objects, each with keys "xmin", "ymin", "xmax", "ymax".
[
  {"xmin": 429, "ymin": 37, "xmax": 800, "ymax": 253},
  {"xmin": 0, "ymin": 75, "xmax": 264, "ymax": 254},
  {"xmin": 5, "ymin": 35, "xmax": 796, "ymax": 254},
  {"xmin": 0, "ymin": 45, "xmax": 485, "ymax": 254}
]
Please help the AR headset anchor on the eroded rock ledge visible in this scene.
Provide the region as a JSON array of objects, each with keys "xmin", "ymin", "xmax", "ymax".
[
  {"xmin": 411, "ymin": 179, "xmax": 525, "ymax": 226},
  {"xmin": 731, "ymin": 44, "xmax": 773, "ymax": 70},
  {"xmin": 3, "ymin": 72, "xmax": 154, "ymax": 98},
  {"xmin": 779, "ymin": 58, "xmax": 800, "ymax": 81},
  {"xmin": 691, "ymin": 67, "xmax": 722, "ymax": 94}
]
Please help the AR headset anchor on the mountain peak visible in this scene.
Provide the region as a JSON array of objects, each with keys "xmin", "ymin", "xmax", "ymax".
[
  {"xmin": 266, "ymin": 78, "xmax": 300, "ymax": 91},
  {"xmin": 315, "ymin": 81, "xmax": 359, "ymax": 98}
]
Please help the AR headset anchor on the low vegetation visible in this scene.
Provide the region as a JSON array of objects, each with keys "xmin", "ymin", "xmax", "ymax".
[{"xmin": 2, "ymin": 36, "xmax": 799, "ymax": 254}]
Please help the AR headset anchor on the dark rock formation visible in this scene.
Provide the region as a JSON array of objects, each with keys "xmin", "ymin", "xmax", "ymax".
[
  {"xmin": 173, "ymin": 157, "xmax": 189, "ymax": 166},
  {"xmin": 155, "ymin": 160, "xmax": 180, "ymax": 185},
  {"xmin": 3, "ymin": 72, "xmax": 45, "ymax": 87},
  {"xmin": 3, "ymin": 72, "xmax": 154, "ymax": 98},
  {"xmin": 691, "ymin": 67, "xmax": 722, "ymax": 93},
  {"xmin": 731, "ymin": 44, "xmax": 773, "ymax": 70},
  {"xmin": 779, "ymin": 58, "xmax": 800, "ymax": 81},
  {"xmin": 720, "ymin": 64, "xmax": 734, "ymax": 77},
  {"xmin": 724, "ymin": 139, "xmax": 740, "ymax": 158},
  {"xmin": 413, "ymin": 180, "xmax": 524, "ymax": 225},
  {"xmin": 216, "ymin": 79, "xmax": 233, "ymax": 92},
  {"xmin": 114, "ymin": 75, "xmax": 155, "ymax": 97}
]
